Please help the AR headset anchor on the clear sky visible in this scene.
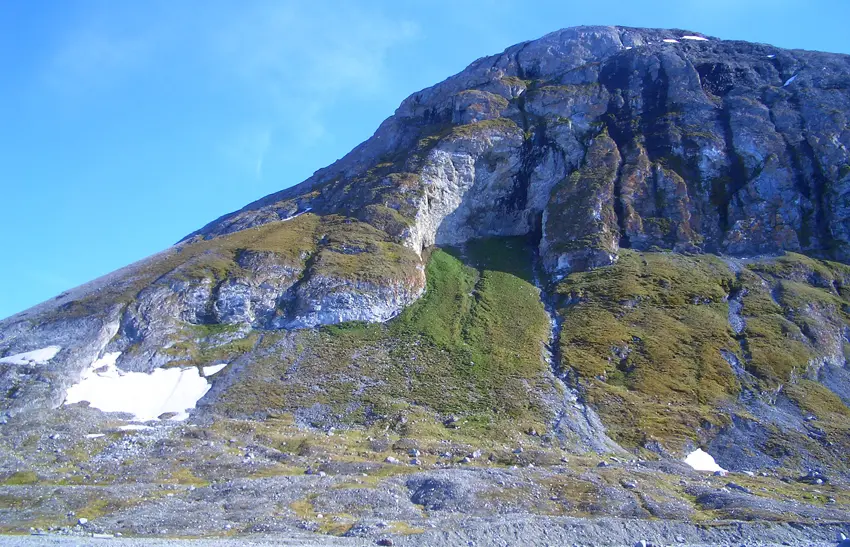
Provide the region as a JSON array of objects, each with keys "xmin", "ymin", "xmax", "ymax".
[{"xmin": 1, "ymin": 0, "xmax": 849, "ymax": 319}]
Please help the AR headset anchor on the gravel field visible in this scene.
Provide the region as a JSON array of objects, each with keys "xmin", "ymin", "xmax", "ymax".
[{"xmin": 3, "ymin": 516, "xmax": 849, "ymax": 547}]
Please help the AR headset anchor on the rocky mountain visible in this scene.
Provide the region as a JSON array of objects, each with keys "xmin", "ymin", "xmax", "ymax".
[{"xmin": 2, "ymin": 26, "xmax": 850, "ymax": 544}]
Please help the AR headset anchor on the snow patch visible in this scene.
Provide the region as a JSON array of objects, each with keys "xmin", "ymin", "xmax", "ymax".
[
  {"xmin": 767, "ymin": 54, "xmax": 776, "ymax": 59},
  {"xmin": 119, "ymin": 424, "xmax": 153, "ymax": 431},
  {"xmin": 64, "ymin": 352, "xmax": 213, "ymax": 421},
  {"xmin": 282, "ymin": 207, "xmax": 312, "ymax": 222},
  {"xmin": 85, "ymin": 434, "xmax": 105, "ymax": 439},
  {"xmin": 0, "ymin": 346, "xmax": 62, "ymax": 365},
  {"xmin": 685, "ymin": 449, "xmax": 727, "ymax": 472},
  {"xmin": 203, "ymin": 363, "xmax": 228, "ymax": 376},
  {"xmin": 682, "ymin": 35, "xmax": 709, "ymax": 41},
  {"xmin": 663, "ymin": 39, "xmax": 679, "ymax": 44},
  {"xmin": 783, "ymin": 74, "xmax": 798, "ymax": 87}
]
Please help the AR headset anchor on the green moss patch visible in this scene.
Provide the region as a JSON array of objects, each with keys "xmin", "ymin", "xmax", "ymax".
[
  {"xmin": 555, "ymin": 249, "xmax": 850, "ymax": 459},
  {"xmin": 555, "ymin": 251, "xmax": 741, "ymax": 448},
  {"xmin": 0, "ymin": 471, "xmax": 38, "ymax": 486},
  {"xmin": 214, "ymin": 238, "xmax": 554, "ymax": 442}
]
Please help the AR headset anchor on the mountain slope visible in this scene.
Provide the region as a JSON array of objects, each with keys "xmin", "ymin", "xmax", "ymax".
[{"xmin": 2, "ymin": 26, "xmax": 850, "ymax": 540}]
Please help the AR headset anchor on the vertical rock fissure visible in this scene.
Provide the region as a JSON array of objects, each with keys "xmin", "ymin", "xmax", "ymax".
[
  {"xmin": 507, "ymin": 116, "xmax": 537, "ymax": 213},
  {"xmin": 531, "ymin": 235, "xmax": 623, "ymax": 454},
  {"xmin": 513, "ymin": 42, "xmax": 531, "ymax": 81},
  {"xmin": 599, "ymin": 65, "xmax": 636, "ymax": 250},
  {"xmin": 531, "ymin": 232, "xmax": 570, "ymax": 427},
  {"xmin": 799, "ymin": 137, "xmax": 836, "ymax": 257},
  {"xmin": 199, "ymin": 279, "xmax": 225, "ymax": 325},
  {"xmin": 603, "ymin": 122, "xmax": 632, "ymax": 249},
  {"xmin": 508, "ymin": 92, "xmax": 554, "ymax": 221},
  {"xmin": 275, "ymin": 249, "xmax": 320, "ymax": 328},
  {"xmin": 715, "ymin": 101, "xmax": 750, "ymax": 234},
  {"xmin": 532, "ymin": 252, "xmax": 562, "ymax": 377}
]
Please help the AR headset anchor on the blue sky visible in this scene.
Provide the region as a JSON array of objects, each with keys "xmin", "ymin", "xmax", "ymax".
[{"xmin": 1, "ymin": 0, "xmax": 849, "ymax": 319}]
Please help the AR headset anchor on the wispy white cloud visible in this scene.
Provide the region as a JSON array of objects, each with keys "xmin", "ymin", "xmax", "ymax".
[
  {"xmin": 212, "ymin": 4, "xmax": 418, "ymax": 96},
  {"xmin": 208, "ymin": 3, "xmax": 418, "ymax": 179},
  {"xmin": 42, "ymin": 19, "xmax": 157, "ymax": 93},
  {"xmin": 40, "ymin": 2, "xmax": 418, "ymax": 181},
  {"xmin": 218, "ymin": 127, "xmax": 272, "ymax": 180}
]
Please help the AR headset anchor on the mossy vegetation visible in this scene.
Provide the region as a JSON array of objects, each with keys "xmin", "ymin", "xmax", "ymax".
[
  {"xmin": 0, "ymin": 471, "xmax": 38, "ymax": 485},
  {"xmin": 53, "ymin": 213, "xmax": 421, "ymax": 324},
  {"xmin": 214, "ymin": 238, "xmax": 554, "ymax": 442},
  {"xmin": 555, "ymin": 250, "xmax": 739, "ymax": 449},
  {"xmin": 741, "ymin": 252, "xmax": 850, "ymax": 385},
  {"xmin": 448, "ymin": 117, "xmax": 521, "ymax": 139},
  {"xmin": 555, "ymin": 249, "xmax": 850, "ymax": 459}
]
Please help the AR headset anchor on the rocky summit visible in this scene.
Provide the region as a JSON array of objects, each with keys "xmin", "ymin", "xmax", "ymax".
[{"xmin": 1, "ymin": 25, "xmax": 850, "ymax": 546}]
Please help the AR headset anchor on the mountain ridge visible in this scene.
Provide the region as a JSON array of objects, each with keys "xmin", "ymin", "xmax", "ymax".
[{"xmin": 2, "ymin": 25, "xmax": 850, "ymax": 542}]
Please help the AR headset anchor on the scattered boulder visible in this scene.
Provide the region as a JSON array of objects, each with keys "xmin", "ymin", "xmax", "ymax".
[
  {"xmin": 798, "ymin": 470, "xmax": 828, "ymax": 485},
  {"xmin": 725, "ymin": 482, "xmax": 751, "ymax": 494}
]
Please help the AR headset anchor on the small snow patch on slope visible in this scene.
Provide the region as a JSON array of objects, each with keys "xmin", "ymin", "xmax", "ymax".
[
  {"xmin": 682, "ymin": 35, "xmax": 709, "ymax": 41},
  {"xmin": 0, "ymin": 346, "xmax": 62, "ymax": 365},
  {"xmin": 685, "ymin": 449, "xmax": 727, "ymax": 472},
  {"xmin": 64, "ymin": 352, "xmax": 215, "ymax": 421},
  {"xmin": 203, "ymin": 363, "xmax": 228, "ymax": 376},
  {"xmin": 119, "ymin": 424, "xmax": 153, "ymax": 431},
  {"xmin": 282, "ymin": 207, "xmax": 312, "ymax": 222},
  {"xmin": 663, "ymin": 39, "xmax": 679, "ymax": 43},
  {"xmin": 784, "ymin": 74, "xmax": 798, "ymax": 87}
]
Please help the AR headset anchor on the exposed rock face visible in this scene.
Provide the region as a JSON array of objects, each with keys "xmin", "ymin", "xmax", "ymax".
[
  {"xmin": 0, "ymin": 313, "xmax": 121, "ymax": 415},
  {"xmin": 187, "ymin": 26, "xmax": 850, "ymax": 279},
  {"xmin": 284, "ymin": 275, "xmax": 424, "ymax": 329},
  {"xmin": 0, "ymin": 213, "xmax": 425, "ymax": 394},
  {"xmin": 1, "ymin": 26, "xmax": 850, "ymax": 478}
]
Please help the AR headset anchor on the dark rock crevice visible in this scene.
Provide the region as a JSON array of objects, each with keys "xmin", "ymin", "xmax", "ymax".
[
  {"xmin": 714, "ymin": 101, "xmax": 750, "ymax": 235},
  {"xmin": 505, "ymin": 99, "xmax": 547, "ymax": 215},
  {"xmin": 598, "ymin": 60, "xmax": 637, "ymax": 249},
  {"xmin": 799, "ymin": 136, "xmax": 836, "ymax": 258},
  {"xmin": 610, "ymin": 139, "xmax": 631, "ymax": 249}
]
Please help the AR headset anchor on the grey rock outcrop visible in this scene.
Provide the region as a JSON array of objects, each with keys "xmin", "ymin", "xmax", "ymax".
[{"xmin": 186, "ymin": 26, "xmax": 850, "ymax": 280}]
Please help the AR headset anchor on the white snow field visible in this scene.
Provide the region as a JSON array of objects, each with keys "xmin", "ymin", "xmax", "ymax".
[
  {"xmin": 64, "ymin": 352, "xmax": 221, "ymax": 421},
  {"xmin": 684, "ymin": 448, "xmax": 727, "ymax": 472},
  {"xmin": 202, "ymin": 363, "xmax": 228, "ymax": 376},
  {"xmin": 0, "ymin": 346, "xmax": 62, "ymax": 365},
  {"xmin": 682, "ymin": 35, "xmax": 709, "ymax": 41}
]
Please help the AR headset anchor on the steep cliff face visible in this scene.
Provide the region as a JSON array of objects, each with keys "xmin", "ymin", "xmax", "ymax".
[
  {"xmin": 2, "ymin": 26, "xmax": 850, "ymax": 478},
  {"xmin": 188, "ymin": 26, "xmax": 850, "ymax": 276}
]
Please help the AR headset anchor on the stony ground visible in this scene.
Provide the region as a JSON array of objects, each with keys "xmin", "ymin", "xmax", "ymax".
[
  {"xmin": 1, "ymin": 405, "xmax": 848, "ymax": 546},
  {"xmin": 4, "ymin": 518, "xmax": 850, "ymax": 547}
]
